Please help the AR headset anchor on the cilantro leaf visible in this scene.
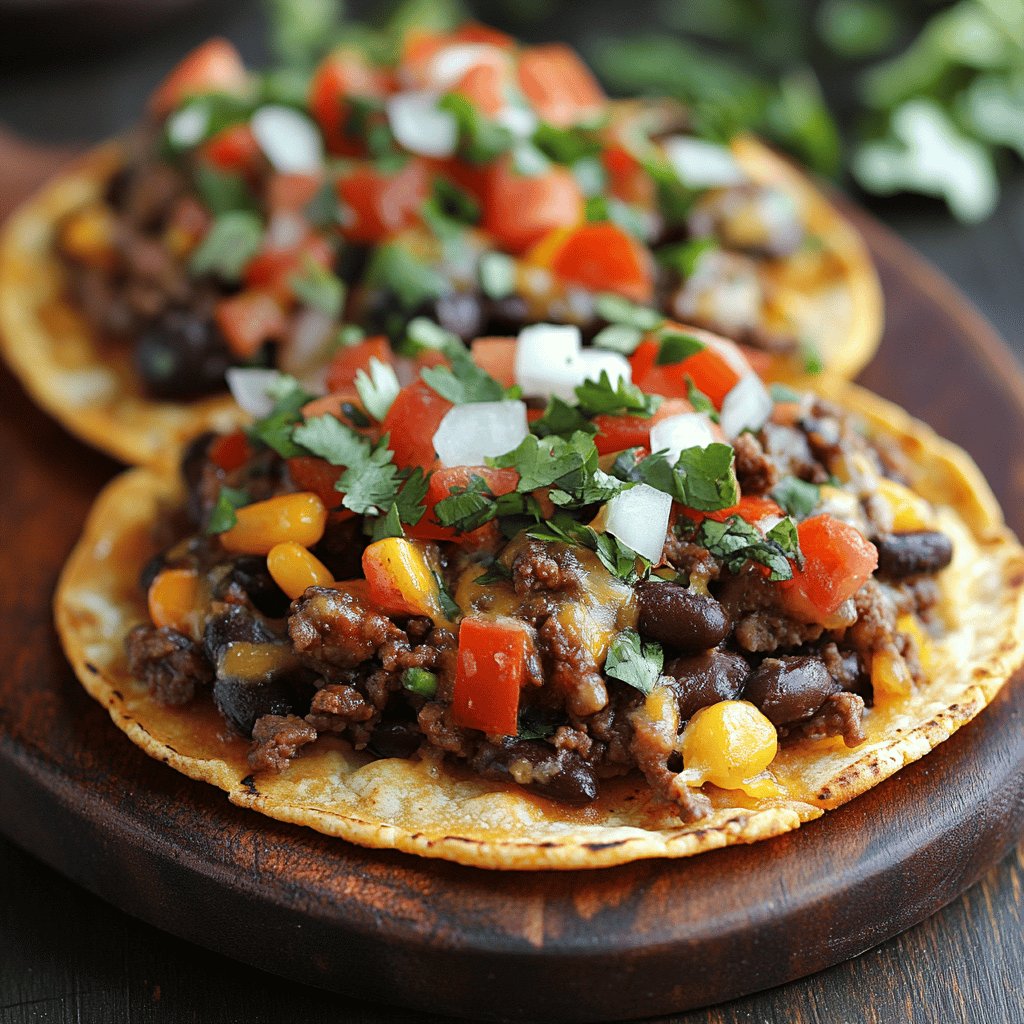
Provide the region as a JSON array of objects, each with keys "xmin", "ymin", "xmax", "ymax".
[
  {"xmin": 431, "ymin": 569, "xmax": 461, "ymax": 620},
  {"xmin": 772, "ymin": 476, "xmax": 820, "ymax": 519},
  {"xmin": 617, "ymin": 442, "xmax": 739, "ymax": 512},
  {"xmin": 594, "ymin": 293, "xmax": 664, "ymax": 331},
  {"xmin": 420, "ymin": 356, "xmax": 505, "ymax": 404},
  {"xmin": 529, "ymin": 396, "xmax": 597, "ymax": 439},
  {"xmin": 592, "ymin": 323, "xmax": 644, "ymax": 355},
  {"xmin": 434, "ymin": 474, "xmax": 499, "ymax": 533},
  {"xmin": 604, "ymin": 628, "xmax": 664, "ymax": 695},
  {"xmin": 247, "ymin": 376, "xmax": 314, "ymax": 458},
  {"xmin": 206, "ymin": 486, "xmax": 251, "ymax": 535},
  {"xmin": 525, "ymin": 516, "xmax": 649, "ymax": 583},
  {"xmin": 686, "ymin": 376, "xmax": 720, "ymax": 422},
  {"xmin": 289, "ymin": 256, "xmax": 345, "ymax": 317},
  {"xmin": 364, "ymin": 241, "xmax": 449, "ymax": 310},
  {"xmin": 189, "ymin": 211, "xmax": 263, "ymax": 281},
  {"xmin": 656, "ymin": 237, "xmax": 718, "ymax": 278},
  {"xmin": 696, "ymin": 514, "xmax": 802, "ymax": 581},
  {"xmin": 437, "ymin": 93, "xmax": 516, "ymax": 163},
  {"xmin": 657, "ymin": 331, "xmax": 705, "ymax": 366},
  {"xmin": 475, "ymin": 561, "xmax": 513, "ymax": 586},
  {"xmin": 192, "ymin": 165, "xmax": 255, "ymax": 215},
  {"xmin": 574, "ymin": 371, "xmax": 661, "ymax": 418}
]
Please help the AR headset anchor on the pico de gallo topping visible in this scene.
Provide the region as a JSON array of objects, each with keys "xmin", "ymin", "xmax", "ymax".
[
  {"xmin": 58, "ymin": 20, "xmax": 824, "ymax": 403},
  {"xmin": 127, "ymin": 320, "xmax": 954, "ymax": 820}
]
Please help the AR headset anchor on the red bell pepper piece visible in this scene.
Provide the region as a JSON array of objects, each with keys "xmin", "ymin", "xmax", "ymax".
[{"xmin": 452, "ymin": 617, "xmax": 530, "ymax": 735}]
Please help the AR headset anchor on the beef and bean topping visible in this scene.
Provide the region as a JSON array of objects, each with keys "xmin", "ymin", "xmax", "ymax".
[{"xmin": 128, "ymin": 379, "xmax": 955, "ymax": 822}]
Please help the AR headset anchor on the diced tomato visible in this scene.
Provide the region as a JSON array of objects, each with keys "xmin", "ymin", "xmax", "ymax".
[
  {"xmin": 300, "ymin": 388, "xmax": 368, "ymax": 425},
  {"xmin": 705, "ymin": 496, "xmax": 783, "ymax": 524},
  {"xmin": 402, "ymin": 24, "xmax": 514, "ymax": 89},
  {"xmin": 452, "ymin": 617, "xmax": 530, "ymax": 736},
  {"xmin": 149, "ymin": 38, "xmax": 248, "ymax": 119},
  {"xmin": 779, "ymin": 515, "xmax": 879, "ymax": 622},
  {"xmin": 482, "ymin": 158, "xmax": 584, "ymax": 254},
  {"xmin": 243, "ymin": 234, "xmax": 334, "ymax": 303},
  {"xmin": 380, "ymin": 380, "xmax": 453, "ymax": 469},
  {"xmin": 325, "ymin": 336, "xmax": 393, "ymax": 392},
  {"xmin": 592, "ymin": 397, "xmax": 694, "ymax": 455},
  {"xmin": 737, "ymin": 344, "xmax": 775, "ymax": 379},
  {"xmin": 335, "ymin": 159, "xmax": 429, "ymax": 243},
  {"xmin": 199, "ymin": 123, "xmax": 262, "ymax": 175},
  {"xmin": 213, "ymin": 291, "xmax": 286, "ymax": 358},
  {"xmin": 410, "ymin": 465, "xmax": 519, "ymax": 544},
  {"xmin": 452, "ymin": 22, "xmax": 516, "ymax": 48},
  {"xmin": 452, "ymin": 60, "xmax": 507, "ymax": 118},
  {"xmin": 549, "ymin": 222, "xmax": 653, "ymax": 303},
  {"xmin": 470, "ymin": 336, "xmax": 517, "ymax": 387},
  {"xmin": 209, "ymin": 430, "xmax": 252, "ymax": 472},
  {"xmin": 603, "ymin": 143, "xmax": 655, "ymax": 207},
  {"xmin": 634, "ymin": 331, "xmax": 751, "ymax": 408},
  {"xmin": 517, "ymin": 43, "xmax": 605, "ymax": 127},
  {"xmin": 309, "ymin": 49, "xmax": 390, "ymax": 156},
  {"xmin": 267, "ymin": 173, "xmax": 323, "ymax": 214},
  {"xmin": 286, "ymin": 456, "xmax": 346, "ymax": 513}
]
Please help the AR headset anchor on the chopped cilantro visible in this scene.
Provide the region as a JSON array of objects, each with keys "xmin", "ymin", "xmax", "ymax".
[
  {"xmin": 592, "ymin": 323, "xmax": 644, "ymax": 355},
  {"xmin": 574, "ymin": 371, "xmax": 661, "ymax": 418},
  {"xmin": 525, "ymin": 516, "xmax": 649, "ymax": 583},
  {"xmin": 696, "ymin": 514, "xmax": 803, "ymax": 581},
  {"xmin": 517, "ymin": 706, "xmax": 559, "ymax": 741},
  {"xmin": 364, "ymin": 241, "xmax": 449, "ymax": 310},
  {"xmin": 420, "ymin": 354, "xmax": 506, "ymax": 404},
  {"xmin": 772, "ymin": 476, "xmax": 821, "ymax": 519},
  {"xmin": 801, "ymin": 338, "xmax": 825, "ymax": 375},
  {"xmin": 594, "ymin": 293, "xmax": 664, "ymax": 331},
  {"xmin": 247, "ymin": 375, "xmax": 314, "ymax": 458},
  {"xmin": 435, "ymin": 474, "xmax": 499, "ymax": 533},
  {"xmin": 289, "ymin": 256, "xmax": 345, "ymax": 318},
  {"xmin": 205, "ymin": 486, "xmax": 251, "ymax": 535},
  {"xmin": 192, "ymin": 165, "xmax": 255, "ymax": 215},
  {"xmin": 617, "ymin": 442, "xmax": 739, "ymax": 512},
  {"xmin": 605, "ymin": 628, "xmax": 664, "ymax": 695},
  {"xmin": 189, "ymin": 211, "xmax": 263, "ymax": 281},
  {"xmin": 686, "ymin": 376, "xmax": 720, "ymax": 422},
  {"xmin": 474, "ymin": 561, "xmax": 513, "ymax": 586},
  {"xmin": 656, "ymin": 237, "xmax": 718, "ymax": 278},
  {"xmin": 438, "ymin": 93, "xmax": 516, "ymax": 164},
  {"xmin": 529, "ymin": 396, "xmax": 597, "ymax": 439},
  {"xmin": 401, "ymin": 667, "xmax": 438, "ymax": 697},
  {"xmin": 431, "ymin": 569, "xmax": 461, "ymax": 620},
  {"xmin": 354, "ymin": 357, "xmax": 401, "ymax": 421},
  {"xmin": 533, "ymin": 122, "xmax": 603, "ymax": 165},
  {"xmin": 657, "ymin": 331, "xmax": 705, "ymax": 365}
]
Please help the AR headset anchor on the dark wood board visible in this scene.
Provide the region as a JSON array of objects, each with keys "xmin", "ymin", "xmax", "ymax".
[{"xmin": 0, "ymin": 157, "xmax": 1022, "ymax": 1022}]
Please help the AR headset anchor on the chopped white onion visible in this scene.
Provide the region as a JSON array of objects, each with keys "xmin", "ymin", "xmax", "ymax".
[
  {"xmin": 426, "ymin": 43, "xmax": 504, "ymax": 89},
  {"xmin": 226, "ymin": 368, "xmax": 284, "ymax": 418},
  {"xmin": 514, "ymin": 323, "xmax": 582, "ymax": 399},
  {"xmin": 355, "ymin": 357, "xmax": 401, "ymax": 422},
  {"xmin": 720, "ymin": 373, "xmax": 773, "ymax": 439},
  {"xmin": 251, "ymin": 105, "xmax": 324, "ymax": 173},
  {"xmin": 166, "ymin": 104, "xmax": 208, "ymax": 149},
  {"xmin": 386, "ymin": 91, "xmax": 458, "ymax": 159},
  {"xmin": 604, "ymin": 484, "xmax": 672, "ymax": 563},
  {"xmin": 649, "ymin": 412, "xmax": 715, "ymax": 463},
  {"xmin": 495, "ymin": 103, "xmax": 539, "ymax": 139},
  {"xmin": 432, "ymin": 400, "xmax": 529, "ymax": 468},
  {"xmin": 278, "ymin": 309, "xmax": 336, "ymax": 380},
  {"xmin": 662, "ymin": 136, "xmax": 746, "ymax": 189}
]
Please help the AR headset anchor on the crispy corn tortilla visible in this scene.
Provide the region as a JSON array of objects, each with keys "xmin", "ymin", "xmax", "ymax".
[
  {"xmin": 54, "ymin": 383, "xmax": 1024, "ymax": 869},
  {"xmin": 0, "ymin": 143, "xmax": 245, "ymax": 470},
  {"xmin": 1, "ymin": 138, "xmax": 881, "ymax": 469}
]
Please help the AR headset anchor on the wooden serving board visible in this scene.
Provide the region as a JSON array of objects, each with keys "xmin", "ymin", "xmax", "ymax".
[{"xmin": 0, "ymin": 158, "xmax": 1022, "ymax": 1021}]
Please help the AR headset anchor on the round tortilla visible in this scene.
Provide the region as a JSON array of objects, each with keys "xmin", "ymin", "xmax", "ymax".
[
  {"xmin": 2, "ymin": 138, "xmax": 881, "ymax": 470},
  {"xmin": 0, "ymin": 143, "xmax": 245, "ymax": 470},
  {"xmin": 53, "ymin": 383, "xmax": 1024, "ymax": 869}
]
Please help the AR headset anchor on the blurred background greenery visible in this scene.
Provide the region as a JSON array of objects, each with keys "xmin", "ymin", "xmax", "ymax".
[{"xmin": 263, "ymin": 0, "xmax": 1024, "ymax": 223}]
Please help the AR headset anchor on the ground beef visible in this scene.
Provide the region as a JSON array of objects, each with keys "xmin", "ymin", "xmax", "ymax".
[
  {"xmin": 553, "ymin": 724, "xmax": 593, "ymax": 759},
  {"xmin": 716, "ymin": 566, "xmax": 825, "ymax": 653},
  {"xmin": 663, "ymin": 533, "xmax": 721, "ymax": 584},
  {"xmin": 761, "ymin": 422, "xmax": 827, "ymax": 484},
  {"xmin": 306, "ymin": 683, "xmax": 375, "ymax": 730},
  {"xmin": 733, "ymin": 432, "xmax": 777, "ymax": 495},
  {"xmin": 779, "ymin": 692, "xmax": 865, "ymax": 747},
  {"xmin": 125, "ymin": 624, "xmax": 212, "ymax": 705},
  {"xmin": 585, "ymin": 686, "xmax": 642, "ymax": 772},
  {"xmin": 248, "ymin": 714, "xmax": 318, "ymax": 772},
  {"xmin": 510, "ymin": 541, "xmax": 582, "ymax": 595},
  {"xmin": 845, "ymin": 579, "xmax": 899, "ymax": 659},
  {"xmin": 417, "ymin": 701, "xmax": 474, "ymax": 756},
  {"xmin": 538, "ymin": 615, "xmax": 608, "ymax": 717},
  {"xmin": 289, "ymin": 587, "xmax": 408, "ymax": 671}
]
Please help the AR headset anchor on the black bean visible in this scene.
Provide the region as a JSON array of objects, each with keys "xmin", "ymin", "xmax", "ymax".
[
  {"xmin": 213, "ymin": 671, "xmax": 312, "ymax": 737},
  {"xmin": 203, "ymin": 605, "xmax": 279, "ymax": 664},
  {"xmin": 743, "ymin": 656, "xmax": 838, "ymax": 727},
  {"xmin": 368, "ymin": 722, "xmax": 423, "ymax": 759},
  {"xmin": 664, "ymin": 650, "xmax": 749, "ymax": 721},
  {"xmin": 222, "ymin": 556, "xmax": 291, "ymax": 619},
  {"xmin": 637, "ymin": 581, "xmax": 730, "ymax": 651},
  {"xmin": 472, "ymin": 739, "xmax": 599, "ymax": 806},
  {"xmin": 874, "ymin": 531, "xmax": 953, "ymax": 577},
  {"xmin": 482, "ymin": 294, "xmax": 531, "ymax": 334},
  {"xmin": 135, "ymin": 308, "xmax": 235, "ymax": 399}
]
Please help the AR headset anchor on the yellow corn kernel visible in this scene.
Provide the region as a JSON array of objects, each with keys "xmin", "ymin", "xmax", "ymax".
[
  {"xmin": 876, "ymin": 478, "xmax": 931, "ymax": 532},
  {"xmin": 60, "ymin": 205, "xmax": 117, "ymax": 269},
  {"xmin": 220, "ymin": 492, "xmax": 327, "ymax": 555},
  {"xmin": 897, "ymin": 612, "xmax": 932, "ymax": 673},
  {"xmin": 147, "ymin": 567, "xmax": 202, "ymax": 638},
  {"xmin": 267, "ymin": 542, "xmax": 334, "ymax": 600},
  {"xmin": 362, "ymin": 537, "xmax": 449, "ymax": 623},
  {"xmin": 871, "ymin": 648, "xmax": 912, "ymax": 701},
  {"xmin": 681, "ymin": 700, "xmax": 778, "ymax": 791}
]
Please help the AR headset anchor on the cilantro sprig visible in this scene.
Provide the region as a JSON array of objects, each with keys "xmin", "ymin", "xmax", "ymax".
[
  {"xmin": 686, "ymin": 513, "xmax": 804, "ymax": 581},
  {"xmin": 526, "ymin": 516, "xmax": 650, "ymax": 584},
  {"xmin": 605, "ymin": 629, "xmax": 664, "ymax": 695},
  {"xmin": 206, "ymin": 486, "xmax": 251, "ymax": 535},
  {"xmin": 613, "ymin": 442, "xmax": 739, "ymax": 512}
]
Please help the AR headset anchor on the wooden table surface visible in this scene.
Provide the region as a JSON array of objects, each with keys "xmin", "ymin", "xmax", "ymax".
[{"xmin": 1, "ymin": 3, "xmax": 1023, "ymax": 1022}]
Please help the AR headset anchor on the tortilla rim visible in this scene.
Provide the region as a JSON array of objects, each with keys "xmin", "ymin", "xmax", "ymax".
[
  {"xmin": 53, "ymin": 382, "xmax": 1024, "ymax": 869},
  {"xmin": 2, "ymin": 137, "xmax": 882, "ymax": 470}
]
